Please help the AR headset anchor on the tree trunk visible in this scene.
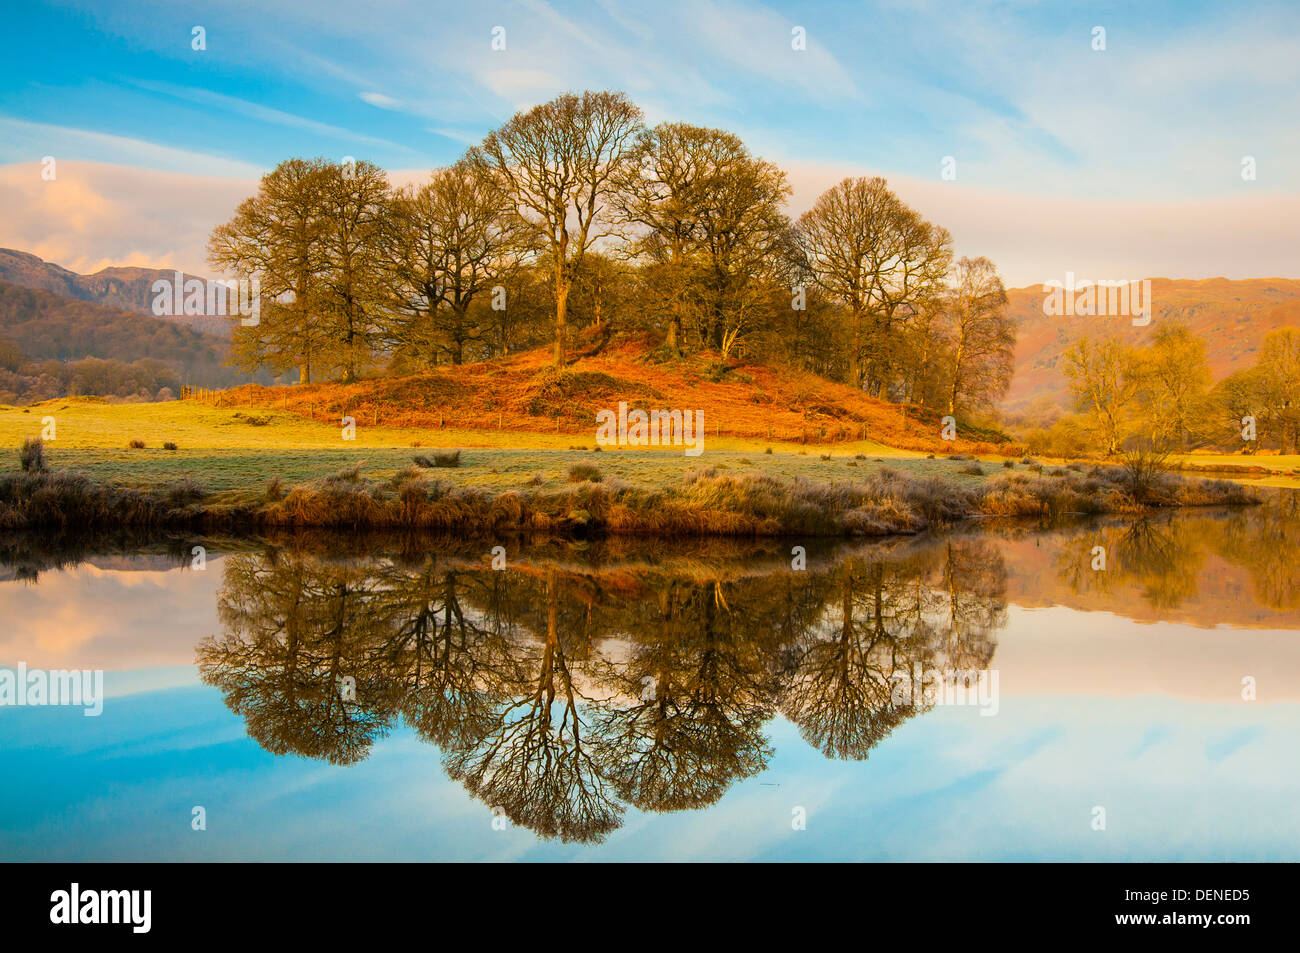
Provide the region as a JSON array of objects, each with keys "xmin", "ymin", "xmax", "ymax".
[{"xmin": 554, "ymin": 278, "xmax": 568, "ymax": 367}]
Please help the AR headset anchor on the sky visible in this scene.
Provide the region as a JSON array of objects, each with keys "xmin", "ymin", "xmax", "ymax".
[{"xmin": 1, "ymin": 0, "xmax": 1297, "ymax": 285}]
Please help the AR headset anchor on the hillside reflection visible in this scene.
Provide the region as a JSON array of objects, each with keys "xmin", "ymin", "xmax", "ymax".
[{"xmin": 197, "ymin": 538, "xmax": 1006, "ymax": 843}]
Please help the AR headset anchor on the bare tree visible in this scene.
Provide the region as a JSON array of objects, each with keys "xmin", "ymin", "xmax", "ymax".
[
  {"xmin": 940, "ymin": 256, "xmax": 1014, "ymax": 416},
  {"xmin": 383, "ymin": 160, "xmax": 522, "ymax": 366},
  {"xmin": 797, "ymin": 177, "xmax": 951, "ymax": 394},
  {"xmin": 472, "ymin": 91, "xmax": 644, "ymax": 367},
  {"xmin": 208, "ymin": 158, "xmax": 332, "ymax": 383}
]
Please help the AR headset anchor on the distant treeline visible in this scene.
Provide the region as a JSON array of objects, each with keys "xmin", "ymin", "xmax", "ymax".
[
  {"xmin": 0, "ymin": 280, "xmax": 252, "ymax": 403},
  {"xmin": 1012, "ymin": 324, "xmax": 1300, "ymax": 455},
  {"xmin": 210, "ymin": 89, "xmax": 1016, "ymax": 420}
]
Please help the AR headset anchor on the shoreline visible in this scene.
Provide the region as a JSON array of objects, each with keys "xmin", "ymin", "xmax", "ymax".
[{"xmin": 0, "ymin": 460, "xmax": 1261, "ymax": 537}]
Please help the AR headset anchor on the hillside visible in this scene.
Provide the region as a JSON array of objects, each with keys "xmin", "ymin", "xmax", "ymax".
[
  {"xmin": 219, "ymin": 331, "xmax": 1018, "ymax": 454},
  {"xmin": 0, "ymin": 280, "xmax": 245, "ymax": 391},
  {"xmin": 0, "ymin": 247, "xmax": 229, "ymax": 337},
  {"xmin": 1005, "ymin": 277, "xmax": 1300, "ymax": 409}
]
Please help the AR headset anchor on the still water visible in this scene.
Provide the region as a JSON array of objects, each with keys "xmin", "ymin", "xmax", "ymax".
[{"xmin": 1, "ymin": 495, "xmax": 1297, "ymax": 861}]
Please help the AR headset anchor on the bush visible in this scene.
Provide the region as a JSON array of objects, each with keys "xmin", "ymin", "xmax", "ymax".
[
  {"xmin": 567, "ymin": 462, "xmax": 602, "ymax": 483},
  {"xmin": 265, "ymin": 476, "xmax": 284, "ymax": 501},
  {"xmin": 163, "ymin": 441, "xmax": 178, "ymax": 451},
  {"xmin": 19, "ymin": 438, "xmax": 45, "ymax": 473},
  {"xmin": 127, "ymin": 439, "xmax": 145, "ymax": 449},
  {"xmin": 960, "ymin": 463, "xmax": 984, "ymax": 476},
  {"xmin": 414, "ymin": 450, "xmax": 460, "ymax": 468}
]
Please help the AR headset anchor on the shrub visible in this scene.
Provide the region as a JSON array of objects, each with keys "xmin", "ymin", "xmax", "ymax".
[
  {"xmin": 19, "ymin": 438, "xmax": 44, "ymax": 473},
  {"xmin": 163, "ymin": 441, "xmax": 178, "ymax": 451},
  {"xmin": 960, "ymin": 463, "xmax": 984, "ymax": 476},
  {"xmin": 1002, "ymin": 459, "xmax": 1015, "ymax": 469},
  {"xmin": 127, "ymin": 439, "xmax": 146, "ymax": 449},
  {"xmin": 567, "ymin": 462, "xmax": 602, "ymax": 483},
  {"xmin": 415, "ymin": 450, "xmax": 460, "ymax": 468},
  {"xmin": 166, "ymin": 479, "xmax": 203, "ymax": 504},
  {"xmin": 321, "ymin": 463, "xmax": 364, "ymax": 487},
  {"xmin": 265, "ymin": 476, "xmax": 284, "ymax": 501},
  {"xmin": 1119, "ymin": 444, "xmax": 1173, "ymax": 504}
]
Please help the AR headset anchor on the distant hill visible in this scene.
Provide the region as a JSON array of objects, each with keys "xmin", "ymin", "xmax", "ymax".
[
  {"xmin": 0, "ymin": 248, "xmax": 231, "ymax": 337},
  {"xmin": 1005, "ymin": 277, "xmax": 1300, "ymax": 409},
  {"xmin": 0, "ymin": 279, "xmax": 244, "ymax": 389}
]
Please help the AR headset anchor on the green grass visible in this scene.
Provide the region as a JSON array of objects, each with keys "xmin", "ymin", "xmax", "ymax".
[
  {"xmin": 0, "ymin": 398, "xmax": 957, "ymax": 497},
  {"xmin": 1170, "ymin": 451, "xmax": 1300, "ymax": 489},
  {"xmin": 0, "ymin": 399, "xmax": 1277, "ymax": 531}
]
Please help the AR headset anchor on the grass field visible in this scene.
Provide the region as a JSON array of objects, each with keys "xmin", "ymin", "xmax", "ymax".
[
  {"xmin": 0, "ymin": 396, "xmax": 1274, "ymax": 536},
  {"xmin": 3, "ymin": 399, "xmax": 1296, "ymax": 498},
  {"xmin": 0, "ymin": 397, "xmax": 987, "ymax": 497}
]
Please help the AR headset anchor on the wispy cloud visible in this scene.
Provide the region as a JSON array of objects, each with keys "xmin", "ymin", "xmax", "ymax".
[
  {"xmin": 359, "ymin": 91, "xmax": 402, "ymax": 110},
  {"xmin": 128, "ymin": 79, "xmax": 408, "ymax": 151}
]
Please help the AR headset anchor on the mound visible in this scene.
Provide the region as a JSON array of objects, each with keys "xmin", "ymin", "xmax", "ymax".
[{"xmin": 218, "ymin": 331, "xmax": 1018, "ymax": 453}]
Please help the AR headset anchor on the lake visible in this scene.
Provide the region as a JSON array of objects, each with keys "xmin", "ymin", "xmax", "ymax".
[{"xmin": 1, "ymin": 493, "xmax": 1297, "ymax": 861}]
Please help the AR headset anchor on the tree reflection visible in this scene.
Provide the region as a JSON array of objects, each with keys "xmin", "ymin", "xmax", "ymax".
[{"xmin": 197, "ymin": 538, "xmax": 1008, "ymax": 842}]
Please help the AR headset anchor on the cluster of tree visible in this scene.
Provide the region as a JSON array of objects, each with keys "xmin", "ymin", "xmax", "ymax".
[
  {"xmin": 1018, "ymin": 324, "xmax": 1300, "ymax": 455},
  {"xmin": 197, "ymin": 540, "xmax": 1005, "ymax": 842},
  {"xmin": 0, "ymin": 280, "xmax": 246, "ymax": 402},
  {"xmin": 210, "ymin": 90, "xmax": 1016, "ymax": 417},
  {"xmin": 0, "ymin": 351, "xmax": 183, "ymax": 405}
]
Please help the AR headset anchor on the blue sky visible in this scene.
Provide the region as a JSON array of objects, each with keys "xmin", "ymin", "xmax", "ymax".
[
  {"xmin": 4, "ymin": 682, "xmax": 1299, "ymax": 861},
  {"xmin": 1, "ymin": 0, "xmax": 1297, "ymax": 282}
]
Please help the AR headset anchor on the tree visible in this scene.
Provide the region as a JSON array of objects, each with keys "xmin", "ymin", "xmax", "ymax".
[
  {"xmin": 472, "ymin": 91, "xmax": 644, "ymax": 367},
  {"xmin": 315, "ymin": 159, "xmax": 390, "ymax": 382},
  {"xmin": 1063, "ymin": 335, "xmax": 1139, "ymax": 456},
  {"xmin": 1129, "ymin": 323, "xmax": 1211, "ymax": 449},
  {"xmin": 383, "ymin": 161, "xmax": 521, "ymax": 366},
  {"xmin": 938, "ymin": 256, "xmax": 1014, "ymax": 416},
  {"xmin": 209, "ymin": 158, "xmax": 332, "ymax": 383},
  {"xmin": 797, "ymin": 177, "xmax": 952, "ymax": 394},
  {"xmin": 688, "ymin": 139, "xmax": 790, "ymax": 356},
  {"xmin": 616, "ymin": 122, "xmax": 788, "ymax": 356},
  {"xmin": 1256, "ymin": 327, "xmax": 1300, "ymax": 453}
]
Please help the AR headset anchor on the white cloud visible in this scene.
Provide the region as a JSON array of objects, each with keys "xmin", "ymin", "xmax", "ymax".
[
  {"xmin": 359, "ymin": 91, "xmax": 402, "ymax": 110},
  {"xmin": 0, "ymin": 160, "xmax": 255, "ymax": 277},
  {"xmin": 0, "ymin": 117, "xmax": 261, "ymax": 179}
]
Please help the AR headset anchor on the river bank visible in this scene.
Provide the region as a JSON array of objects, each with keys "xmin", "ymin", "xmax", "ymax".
[{"xmin": 0, "ymin": 455, "xmax": 1259, "ymax": 536}]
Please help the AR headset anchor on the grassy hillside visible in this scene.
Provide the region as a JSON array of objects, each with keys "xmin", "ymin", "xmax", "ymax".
[
  {"xmin": 1005, "ymin": 277, "xmax": 1300, "ymax": 408},
  {"xmin": 0, "ymin": 280, "xmax": 242, "ymax": 389},
  {"xmin": 216, "ymin": 331, "xmax": 1018, "ymax": 454}
]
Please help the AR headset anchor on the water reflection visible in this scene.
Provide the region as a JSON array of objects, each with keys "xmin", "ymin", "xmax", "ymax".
[
  {"xmin": 193, "ymin": 538, "xmax": 1007, "ymax": 842},
  {"xmin": 2, "ymin": 494, "xmax": 1296, "ymax": 850},
  {"xmin": 1053, "ymin": 492, "xmax": 1300, "ymax": 612}
]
